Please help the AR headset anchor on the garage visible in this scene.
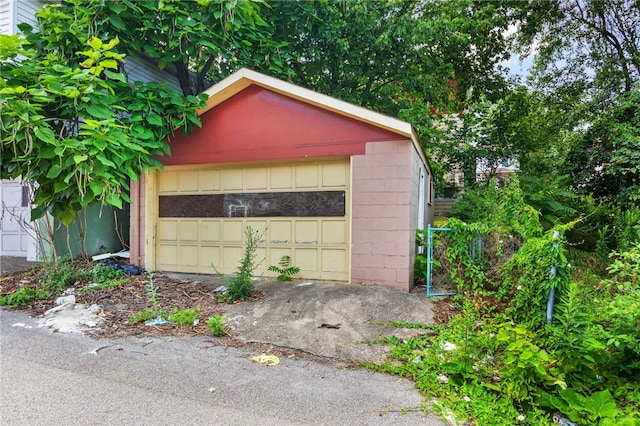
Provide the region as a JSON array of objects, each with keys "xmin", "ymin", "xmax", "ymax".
[
  {"xmin": 130, "ymin": 68, "xmax": 433, "ymax": 291},
  {"xmin": 154, "ymin": 159, "xmax": 350, "ymax": 280}
]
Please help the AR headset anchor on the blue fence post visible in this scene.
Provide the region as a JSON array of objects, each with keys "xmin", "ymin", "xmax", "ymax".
[{"xmin": 426, "ymin": 226, "xmax": 456, "ymax": 297}]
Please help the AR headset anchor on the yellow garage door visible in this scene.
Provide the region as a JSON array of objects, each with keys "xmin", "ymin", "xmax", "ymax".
[{"xmin": 155, "ymin": 159, "xmax": 350, "ymax": 281}]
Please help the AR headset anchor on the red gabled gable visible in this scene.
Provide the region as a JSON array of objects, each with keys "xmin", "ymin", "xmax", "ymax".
[{"xmin": 162, "ymin": 85, "xmax": 403, "ymax": 165}]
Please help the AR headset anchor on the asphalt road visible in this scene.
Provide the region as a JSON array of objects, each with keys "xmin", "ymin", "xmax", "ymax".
[{"xmin": 0, "ymin": 309, "xmax": 445, "ymax": 426}]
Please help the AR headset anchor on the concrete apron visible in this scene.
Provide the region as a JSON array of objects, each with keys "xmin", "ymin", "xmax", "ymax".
[{"xmin": 222, "ymin": 280, "xmax": 436, "ymax": 364}]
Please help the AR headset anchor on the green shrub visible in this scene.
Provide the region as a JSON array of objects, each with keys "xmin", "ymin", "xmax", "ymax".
[
  {"xmin": 127, "ymin": 307, "xmax": 167, "ymax": 325},
  {"xmin": 206, "ymin": 315, "xmax": 226, "ymax": 336}
]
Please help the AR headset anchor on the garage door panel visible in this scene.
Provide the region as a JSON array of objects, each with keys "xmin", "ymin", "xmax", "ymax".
[
  {"xmin": 156, "ymin": 160, "xmax": 349, "ymax": 280},
  {"xmin": 222, "ymin": 222, "xmax": 244, "ymax": 243},
  {"xmin": 158, "ymin": 221, "xmax": 177, "ymax": 241},
  {"xmin": 158, "ymin": 244, "xmax": 178, "ymax": 266},
  {"xmin": 295, "ymin": 221, "xmax": 318, "ymax": 244},
  {"xmin": 222, "ymin": 246, "xmax": 243, "ymax": 268},
  {"xmin": 295, "ymin": 164, "xmax": 319, "ymax": 188},
  {"xmin": 246, "ymin": 168, "xmax": 267, "ymax": 190},
  {"xmin": 201, "ymin": 221, "xmax": 220, "ymax": 242},
  {"xmin": 295, "ymin": 248, "xmax": 318, "ymax": 271},
  {"xmin": 179, "ymin": 171, "xmax": 199, "ymax": 192},
  {"xmin": 322, "ymin": 221, "xmax": 345, "ymax": 244},
  {"xmin": 322, "ymin": 162, "xmax": 348, "ymax": 187},
  {"xmin": 201, "ymin": 246, "xmax": 220, "ymax": 266},
  {"xmin": 270, "ymin": 221, "xmax": 291, "ymax": 243},
  {"xmin": 159, "ymin": 172, "xmax": 178, "ymax": 193},
  {"xmin": 270, "ymin": 166, "xmax": 292, "ymax": 189},
  {"xmin": 270, "ymin": 248, "xmax": 292, "ymax": 266},
  {"xmin": 322, "ymin": 249, "xmax": 347, "ymax": 272},
  {"xmin": 179, "ymin": 221, "xmax": 198, "ymax": 242},
  {"xmin": 199, "ymin": 170, "xmax": 221, "ymax": 191},
  {"xmin": 179, "ymin": 245, "xmax": 199, "ymax": 266}
]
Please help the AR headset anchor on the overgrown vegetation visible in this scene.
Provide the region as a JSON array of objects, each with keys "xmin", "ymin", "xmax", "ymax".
[
  {"xmin": 214, "ymin": 226, "xmax": 264, "ymax": 303},
  {"xmin": 387, "ymin": 180, "xmax": 639, "ymax": 425}
]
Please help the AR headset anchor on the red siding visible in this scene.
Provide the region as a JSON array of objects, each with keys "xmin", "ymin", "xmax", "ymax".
[{"xmin": 162, "ymin": 85, "xmax": 402, "ymax": 165}]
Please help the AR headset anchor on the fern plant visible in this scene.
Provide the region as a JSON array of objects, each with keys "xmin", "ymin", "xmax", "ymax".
[{"xmin": 268, "ymin": 256, "xmax": 300, "ymax": 282}]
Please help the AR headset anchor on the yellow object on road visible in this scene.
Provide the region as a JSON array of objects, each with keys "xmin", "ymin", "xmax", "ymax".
[{"xmin": 251, "ymin": 354, "xmax": 280, "ymax": 366}]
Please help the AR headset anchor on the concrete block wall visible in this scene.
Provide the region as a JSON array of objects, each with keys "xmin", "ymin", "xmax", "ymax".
[{"xmin": 351, "ymin": 140, "xmax": 413, "ymax": 291}]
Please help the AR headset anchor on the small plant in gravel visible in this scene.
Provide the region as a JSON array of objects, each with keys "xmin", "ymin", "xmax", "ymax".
[
  {"xmin": 127, "ymin": 307, "xmax": 168, "ymax": 325},
  {"xmin": 267, "ymin": 256, "xmax": 300, "ymax": 282},
  {"xmin": 169, "ymin": 306, "xmax": 201, "ymax": 326},
  {"xmin": 206, "ymin": 315, "xmax": 227, "ymax": 336},
  {"xmin": 214, "ymin": 226, "xmax": 264, "ymax": 302},
  {"xmin": 127, "ymin": 273, "xmax": 167, "ymax": 324}
]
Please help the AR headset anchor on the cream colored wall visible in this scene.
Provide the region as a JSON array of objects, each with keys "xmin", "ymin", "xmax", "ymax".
[{"xmin": 351, "ymin": 140, "xmax": 414, "ymax": 291}]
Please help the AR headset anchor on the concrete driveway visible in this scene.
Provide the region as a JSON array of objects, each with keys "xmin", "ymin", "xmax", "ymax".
[{"xmin": 221, "ymin": 280, "xmax": 436, "ymax": 364}]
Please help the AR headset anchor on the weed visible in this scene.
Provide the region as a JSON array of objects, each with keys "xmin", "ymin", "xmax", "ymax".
[
  {"xmin": 77, "ymin": 277, "xmax": 128, "ymax": 293},
  {"xmin": 267, "ymin": 256, "xmax": 300, "ymax": 281},
  {"xmin": 91, "ymin": 263, "xmax": 126, "ymax": 283},
  {"xmin": 145, "ymin": 273, "xmax": 159, "ymax": 307},
  {"xmin": 126, "ymin": 307, "xmax": 168, "ymax": 325},
  {"xmin": 38, "ymin": 257, "xmax": 91, "ymax": 292},
  {"xmin": 0, "ymin": 287, "xmax": 51, "ymax": 307},
  {"xmin": 206, "ymin": 315, "xmax": 227, "ymax": 336},
  {"xmin": 169, "ymin": 306, "xmax": 201, "ymax": 326},
  {"xmin": 215, "ymin": 226, "xmax": 264, "ymax": 302}
]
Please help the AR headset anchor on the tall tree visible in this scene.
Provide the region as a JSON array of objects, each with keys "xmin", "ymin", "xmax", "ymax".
[{"xmin": 0, "ymin": 0, "xmax": 275, "ymax": 223}]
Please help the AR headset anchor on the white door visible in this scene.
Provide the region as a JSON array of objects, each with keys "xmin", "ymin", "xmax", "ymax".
[{"xmin": 0, "ymin": 179, "xmax": 37, "ymax": 258}]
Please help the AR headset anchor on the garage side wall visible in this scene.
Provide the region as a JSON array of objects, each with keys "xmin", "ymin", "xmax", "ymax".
[{"xmin": 351, "ymin": 140, "xmax": 413, "ymax": 291}]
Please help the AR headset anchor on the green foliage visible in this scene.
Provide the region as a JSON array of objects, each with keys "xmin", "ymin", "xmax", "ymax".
[
  {"xmin": 38, "ymin": 258, "xmax": 91, "ymax": 292},
  {"xmin": 77, "ymin": 278, "xmax": 128, "ymax": 293},
  {"xmin": 145, "ymin": 273, "xmax": 159, "ymax": 308},
  {"xmin": 0, "ymin": 1, "xmax": 206, "ymax": 224},
  {"xmin": 413, "ymin": 229, "xmax": 430, "ymax": 283},
  {"xmin": 126, "ymin": 307, "xmax": 168, "ymax": 325},
  {"xmin": 215, "ymin": 227, "xmax": 263, "ymax": 302},
  {"xmin": 169, "ymin": 307, "xmax": 201, "ymax": 327},
  {"xmin": 267, "ymin": 256, "xmax": 300, "ymax": 282},
  {"xmin": 91, "ymin": 264, "xmax": 126, "ymax": 283},
  {"xmin": 0, "ymin": 287, "xmax": 51, "ymax": 307},
  {"xmin": 206, "ymin": 316, "xmax": 227, "ymax": 337}
]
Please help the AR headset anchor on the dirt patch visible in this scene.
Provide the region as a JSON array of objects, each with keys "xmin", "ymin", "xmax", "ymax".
[{"xmin": 0, "ymin": 262, "xmax": 457, "ymax": 356}]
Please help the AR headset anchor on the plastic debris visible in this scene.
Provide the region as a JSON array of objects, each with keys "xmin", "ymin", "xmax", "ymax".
[
  {"xmin": 441, "ymin": 342, "xmax": 457, "ymax": 351},
  {"xmin": 438, "ymin": 374, "xmax": 449, "ymax": 383},
  {"xmin": 213, "ymin": 285, "xmax": 227, "ymax": 293},
  {"xmin": 92, "ymin": 251, "xmax": 130, "ymax": 261},
  {"xmin": 55, "ymin": 295, "xmax": 76, "ymax": 305},
  {"xmin": 208, "ymin": 387, "xmax": 216, "ymax": 393},
  {"xmin": 251, "ymin": 354, "xmax": 280, "ymax": 366},
  {"xmin": 144, "ymin": 318, "xmax": 171, "ymax": 326},
  {"xmin": 295, "ymin": 282, "xmax": 314, "ymax": 287},
  {"xmin": 412, "ymin": 356, "xmax": 423, "ymax": 363},
  {"xmin": 552, "ymin": 412, "xmax": 576, "ymax": 426},
  {"xmin": 110, "ymin": 263, "xmax": 141, "ymax": 275}
]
